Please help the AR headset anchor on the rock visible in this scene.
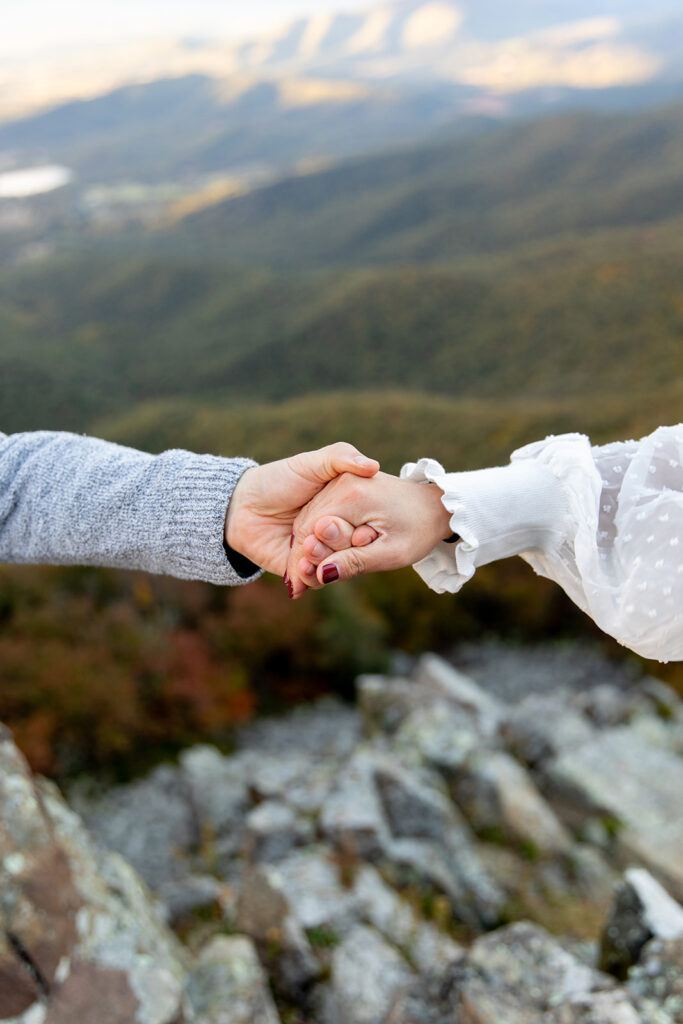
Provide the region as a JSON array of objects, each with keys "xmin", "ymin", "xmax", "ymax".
[
  {"xmin": 328, "ymin": 924, "xmax": 414, "ymax": 1024},
  {"xmin": 393, "ymin": 701, "xmax": 480, "ymax": 780},
  {"xmin": 322, "ymin": 750, "xmax": 505, "ymax": 932},
  {"xmin": 543, "ymin": 727, "xmax": 683, "ymax": 901},
  {"xmin": 75, "ymin": 763, "xmax": 198, "ymax": 888},
  {"xmin": 42, "ymin": 961, "xmax": 143, "ymax": 1024},
  {"xmin": 382, "ymin": 834, "xmax": 504, "ymax": 933},
  {"xmin": 571, "ymin": 685, "xmax": 634, "ymax": 728},
  {"xmin": 356, "ymin": 675, "xmax": 425, "ymax": 735},
  {"xmin": 235, "ymin": 699, "xmax": 362, "ymax": 815},
  {"xmin": 627, "ymin": 935, "xmax": 683, "ymax": 1023},
  {"xmin": 568, "ymin": 846, "xmax": 618, "ymax": 906},
  {"xmin": 319, "ymin": 750, "xmax": 390, "ymax": 860},
  {"xmin": 185, "ymin": 935, "xmax": 281, "ymax": 1024},
  {"xmin": 237, "ymin": 698, "xmax": 360, "ymax": 763},
  {"xmin": 600, "ymin": 869, "xmax": 683, "ymax": 979},
  {"xmin": 414, "ymin": 655, "xmax": 503, "ymax": 736},
  {"xmin": 0, "ymin": 930, "xmax": 44, "ymax": 1019},
  {"xmin": 180, "ymin": 745, "xmax": 250, "ymax": 840},
  {"xmin": 550, "ymin": 990, "xmax": 642, "ymax": 1023},
  {"xmin": 0, "ymin": 728, "xmax": 189, "ymax": 1024},
  {"xmin": 242, "ymin": 801, "xmax": 314, "ymax": 864},
  {"xmin": 156, "ymin": 874, "xmax": 225, "ymax": 926},
  {"xmin": 628, "ymin": 713, "xmax": 683, "ymax": 757},
  {"xmin": 274, "ymin": 847, "xmax": 361, "ymax": 937},
  {"xmin": 240, "ymin": 750, "xmax": 323, "ymax": 806},
  {"xmin": 459, "ymin": 921, "xmax": 614, "ymax": 1023},
  {"xmin": 235, "ymin": 863, "xmax": 318, "ymax": 997},
  {"xmin": 451, "ymin": 751, "xmax": 572, "ymax": 856},
  {"xmin": 0, "ymin": 743, "xmax": 82, "ymax": 1010},
  {"xmin": 502, "ymin": 693, "xmax": 594, "ymax": 767},
  {"xmin": 372, "ymin": 754, "xmax": 463, "ymax": 841},
  {"xmin": 384, "ymin": 963, "xmax": 466, "ymax": 1024},
  {"xmin": 353, "ymin": 865, "xmax": 463, "ymax": 974},
  {"xmin": 636, "ymin": 678, "xmax": 681, "ymax": 721},
  {"xmin": 41, "ymin": 779, "xmax": 189, "ymax": 1024}
]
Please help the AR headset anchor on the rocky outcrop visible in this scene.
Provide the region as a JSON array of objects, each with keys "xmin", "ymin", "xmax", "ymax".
[
  {"xmin": 3, "ymin": 647, "xmax": 683, "ymax": 1023},
  {"xmin": 544, "ymin": 726, "xmax": 683, "ymax": 900},
  {"xmin": 0, "ymin": 724, "xmax": 189, "ymax": 1024},
  {"xmin": 600, "ymin": 867, "xmax": 683, "ymax": 979}
]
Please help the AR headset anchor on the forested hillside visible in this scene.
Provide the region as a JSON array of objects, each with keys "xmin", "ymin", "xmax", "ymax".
[
  {"xmin": 4, "ymin": 101, "xmax": 682, "ymax": 433},
  {"xmin": 1, "ymin": 224, "xmax": 681, "ymax": 433},
  {"xmin": 175, "ymin": 101, "xmax": 683, "ymax": 267}
]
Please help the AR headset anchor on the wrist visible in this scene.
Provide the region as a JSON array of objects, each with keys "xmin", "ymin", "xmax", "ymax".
[
  {"xmin": 224, "ymin": 466, "xmax": 255, "ymax": 558},
  {"xmin": 424, "ymin": 481, "xmax": 454, "ymax": 546}
]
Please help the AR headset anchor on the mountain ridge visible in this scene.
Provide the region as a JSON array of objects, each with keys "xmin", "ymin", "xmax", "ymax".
[{"xmin": 171, "ymin": 99, "xmax": 683, "ymax": 268}]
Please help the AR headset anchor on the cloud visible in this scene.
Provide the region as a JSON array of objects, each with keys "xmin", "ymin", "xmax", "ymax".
[
  {"xmin": 449, "ymin": 22, "xmax": 661, "ymax": 92},
  {"xmin": 402, "ymin": 3, "xmax": 464, "ymax": 50}
]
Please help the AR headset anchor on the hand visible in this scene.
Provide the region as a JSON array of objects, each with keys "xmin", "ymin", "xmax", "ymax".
[
  {"xmin": 286, "ymin": 471, "xmax": 453, "ymax": 598},
  {"xmin": 224, "ymin": 443, "xmax": 379, "ymax": 582}
]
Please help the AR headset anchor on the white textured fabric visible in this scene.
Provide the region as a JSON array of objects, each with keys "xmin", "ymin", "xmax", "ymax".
[{"xmin": 402, "ymin": 426, "xmax": 683, "ymax": 662}]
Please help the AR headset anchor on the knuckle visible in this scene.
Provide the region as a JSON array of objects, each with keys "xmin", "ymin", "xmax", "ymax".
[{"xmin": 346, "ymin": 548, "xmax": 365, "ymax": 577}]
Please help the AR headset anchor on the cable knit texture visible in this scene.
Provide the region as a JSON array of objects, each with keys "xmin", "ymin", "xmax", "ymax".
[{"xmin": 0, "ymin": 430, "xmax": 261, "ymax": 585}]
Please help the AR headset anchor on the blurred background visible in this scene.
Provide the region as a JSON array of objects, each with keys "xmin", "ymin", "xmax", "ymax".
[{"xmin": 1, "ymin": 0, "xmax": 683, "ymax": 780}]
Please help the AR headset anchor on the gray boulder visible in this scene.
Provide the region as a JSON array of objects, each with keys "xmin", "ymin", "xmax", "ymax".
[
  {"xmin": 459, "ymin": 921, "xmax": 615, "ymax": 1022},
  {"xmin": 185, "ymin": 935, "xmax": 281, "ymax": 1024},
  {"xmin": 544, "ymin": 727, "xmax": 683, "ymax": 901},
  {"xmin": 156, "ymin": 874, "xmax": 226, "ymax": 926},
  {"xmin": 384, "ymin": 964, "xmax": 466, "ymax": 1024},
  {"xmin": 600, "ymin": 869, "xmax": 683, "ymax": 979},
  {"xmin": 414, "ymin": 654, "xmax": 503, "ymax": 736},
  {"xmin": 372, "ymin": 753, "xmax": 463, "ymax": 841},
  {"xmin": 550, "ymin": 991, "xmax": 643, "ymax": 1023},
  {"xmin": 353, "ymin": 864, "xmax": 463, "ymax": 974},
  {"xmin": 382, "ymin": 833, "xmax": 504, "ymax": 932},
  {"xmin": 393, "ymin": 701, "xmax": 480, "ymax": 780},
  {"xmin": 242, "ymin": 800, "xmax": 314, "ymax": 864},
  {"xmin": 0, "ymin": 726, "xmax": 189, "ymax": 1024},
  {"xmin": 180, "ymin": 745, "xmax": 250, "ymax": 839},
  {"xmin": 627, "ymin": 935, "xmax": 683, "ymax": 1023},
  {"xmin": 328, "ymin": 924, "xmax": 414, "ymax": 1024},
  {"xmin": 240, "ymin": 748, "xmax": 333, "ymax": 812},
  {"xmin": 502, "ymin": 692, "xmax": 594, "ymax": 767},
  {"xmin": 235, "ymin": 863, "xmax": 319, "ymax": 997},
  {"xmin": 319, "ymin": 750, "xmax": 390, "ymax": 860},
  {"xmin": 75, "ymin": 763, "xmax": 198, "ymax": 888},
  {"xmin": 356, "ymin": 675, "xmax": 426, "ymax": 736},
  {"xmin": 451, "ymin": 750, "xmax": 572, "ymax": 855},
  {"xmin": 571, "ymin": 685, "xmax": 635, "ymax": 728},
  {"xmin": 274, "ymin": 847, "xmax": 361, "ymax": 937}
]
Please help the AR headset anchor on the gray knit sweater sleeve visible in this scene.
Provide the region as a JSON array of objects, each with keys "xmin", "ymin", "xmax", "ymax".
[{"xmin": 0, "ymin": 430, "xmax": 262, "ymax": 585}]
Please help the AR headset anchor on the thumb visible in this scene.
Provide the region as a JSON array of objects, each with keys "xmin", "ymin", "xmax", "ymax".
[
  {"xmin": 316, "ymin": 537, "xmax": 402, "ymax": 585},
  {"xmin": 287, "ymin": 442, "xmax": 379, "ymax": 486}
]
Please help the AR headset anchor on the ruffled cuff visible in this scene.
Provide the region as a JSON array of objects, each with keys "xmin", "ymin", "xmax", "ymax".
[{"xmin": 400, "ymin": 456, "xmax": 570, "ymax": 594}]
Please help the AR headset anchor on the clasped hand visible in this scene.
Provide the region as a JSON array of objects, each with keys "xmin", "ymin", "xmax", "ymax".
[{"xmin": 226, "ymin": 443, "xmax": 452, "ymax": 597}]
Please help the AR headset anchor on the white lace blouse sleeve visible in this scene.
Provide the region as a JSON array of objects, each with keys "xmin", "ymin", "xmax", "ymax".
[{"xmin": 401, "ymin": 426, "xmax": 683, "ymax": 662}]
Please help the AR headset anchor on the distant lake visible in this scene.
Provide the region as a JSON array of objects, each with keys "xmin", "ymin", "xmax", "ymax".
[{"xmin": 0, "ymin": 165, "xmax": 73, "ymax": 198}]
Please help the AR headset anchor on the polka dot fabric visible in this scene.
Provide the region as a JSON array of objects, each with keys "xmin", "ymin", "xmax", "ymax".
[{"xmin": 515, "ymin": 426, "xmax": 683, "ymax": 662}]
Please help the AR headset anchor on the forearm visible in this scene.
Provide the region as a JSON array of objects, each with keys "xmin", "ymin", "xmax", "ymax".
[{"xmin": 0, "ymin": 430, "xmax": 261, "ymax": 585}]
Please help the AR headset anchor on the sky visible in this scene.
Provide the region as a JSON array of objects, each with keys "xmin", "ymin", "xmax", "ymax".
[{"xmin": 1, "ymin": 0, "xmax": 376, "ymax": 59}]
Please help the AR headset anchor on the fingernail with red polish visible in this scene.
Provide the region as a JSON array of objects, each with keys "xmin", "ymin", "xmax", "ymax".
[
  {"xmin": 322, "ymin": 564, "xmax": 340, "ymax": 585},
  {"xmin": 283, "ymin": 573, "xmax": 289, "ymax": 585},
  {"xmin": 289, "ymin": 534, "xmax": 294, "ymax": 548},
  {"xmin": 287, "ymin": 581, "xmax": 294, "ymax": 599}
]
